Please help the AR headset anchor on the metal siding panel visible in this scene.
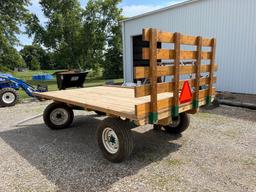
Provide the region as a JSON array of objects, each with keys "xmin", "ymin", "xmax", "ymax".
[{"xmin": 123, "ymin": 0, "xmax": 256, "ymax": 94}]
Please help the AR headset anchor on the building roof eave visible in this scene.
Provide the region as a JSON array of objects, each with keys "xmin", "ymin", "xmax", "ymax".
[{"xmin": 121, "ymin": 0, "xmax": 201, "ymax": 23}]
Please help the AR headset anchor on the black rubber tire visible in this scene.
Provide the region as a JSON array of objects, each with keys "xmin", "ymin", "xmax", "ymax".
[
  {"xmin": 95, "ymin": 110, "xmax": 106, "ymax": 116},
  {"xmin": 153, "ymin": 124, "xmax": 162, "ymax": 131},
  {"xmin": 43, "ymin": 102, "xmax": 74, "ymax": 130},
  {"xmin": 164, "ymin": 113, "xmax": 190, "ymax": 134},
  {"xmin": 0, "ymin": 88, "xmax": 19, "ymax": 107},
  {"xmin": 96, "ymin": 117, "xmax": 134, "ymax": 163}
]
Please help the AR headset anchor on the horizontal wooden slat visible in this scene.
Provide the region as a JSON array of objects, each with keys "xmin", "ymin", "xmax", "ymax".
[
  {"xmin": 143, "ymin": 28, "xmax": 174, "ymax": 42},
  {"xmin": 135, "ymin": 88, "xmax": 216, "ymax": 117},
  {"xmin": 182, "ymin": 35, "xmax": 212, "ymax": 47},
  {"xmin": 143, "ymin": 28, "xmax": 212, "ymax": 46},
  {"xmin": 134, "ymin": 64, "xmax": 218, "ymax": 79},
  {"xmin": 135, "ymin": 76, "xmax": 217, "ymax": 97},
  {"xmin": 142, "ymin": 48, "xmax": 211, "ymax": 60},
  {"xmin": 136, "ymin": 96, "xmax": 214, "ymax": 125}
]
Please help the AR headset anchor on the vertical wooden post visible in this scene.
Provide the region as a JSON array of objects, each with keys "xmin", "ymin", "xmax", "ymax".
[
  {"xmin": 193, "ymin": 36, "xmax": 202, "ymax": 110},
  {"xmin": 148, "ymin": 28, "xmax": 158, "ymax": 124},
  {"xmin": 172, "ymin": 32, "xmax": 181, "ymax": 117},
  {"xmin": 207, "ymin": 38, "xmax": 216, "ymax": 105}
]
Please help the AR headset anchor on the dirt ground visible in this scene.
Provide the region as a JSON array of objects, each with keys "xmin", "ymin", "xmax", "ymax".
[{"xmin": 0, "ymin": 101, "xmax": 255, "ymax": 192}]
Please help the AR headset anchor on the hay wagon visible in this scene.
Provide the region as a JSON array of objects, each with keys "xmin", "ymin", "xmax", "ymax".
[{"xmin": 34, "ymin": 28, "xmax": 218, "ymax": 162}]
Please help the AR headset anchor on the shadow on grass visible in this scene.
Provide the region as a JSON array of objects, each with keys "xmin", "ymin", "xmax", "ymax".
[{"xmin": 0, "ymin": 115, "xmax": 181, "ymax": 191}]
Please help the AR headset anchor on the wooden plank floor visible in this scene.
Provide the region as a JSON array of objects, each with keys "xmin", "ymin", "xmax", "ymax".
[{"xmin": 34, "ymin": 86, "xmax": 173, "ymax": 121}]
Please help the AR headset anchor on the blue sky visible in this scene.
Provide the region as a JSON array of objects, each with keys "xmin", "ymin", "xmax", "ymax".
[{"xmin": 17, "ymin": 0, "xmax": 183, "ymax": 49}]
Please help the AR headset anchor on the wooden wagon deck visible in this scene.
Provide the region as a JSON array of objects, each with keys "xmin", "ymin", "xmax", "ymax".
[
  {"xmin": 34, "ymin": 86, "xmax": 172, "ymax": 122},
  {"xmin": 34, "ymin": 85, "xmax": 214, "ymax": 125}
]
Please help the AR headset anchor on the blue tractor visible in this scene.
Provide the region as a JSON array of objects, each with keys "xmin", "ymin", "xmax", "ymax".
[{"xmin": 0, "ymin": 74, "xmax": 47, "ymax": 107}]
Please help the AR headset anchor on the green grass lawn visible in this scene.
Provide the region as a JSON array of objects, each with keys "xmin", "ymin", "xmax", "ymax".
[
  {"xmin": 12, "ymin": 70, "xmax": 63, "ymax": 80},
  {"xmin": 10, "ymin": 70, "xmax": 123, "ymax": 100}
]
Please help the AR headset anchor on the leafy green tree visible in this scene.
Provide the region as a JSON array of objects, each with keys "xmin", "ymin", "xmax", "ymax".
[
  {"xmin": 0, "ymin": 0, "xmax": 31, "ymax": 45},
  {"xmin": 30, "ymin": 57, "xmax": 40, "ymax": 70},
  {"xmin": 20, "ymin": 45, "xmax": 54, "ymax": 70},
  {"xmin": 27, "ymin": 0, "xmax": 124, "ymax": 77},
  {"xmin": 0, "ymin": 65, "xmax": 10, "ymax": 72},
  {"xmin": 104, "ymin": 24, "xmax": 123, "ymax": 79},
  {"xmin": 0, "ymin": 47, "xmax": 26, "ymax": 70},
  {"xmin": 0, "ymin": 29, "xmax": 25, "ymax": 70},
  {"xmin": 28, "ymin": 0, "xmax": 83, "ymax": 69},
  {"xmin": 82, "ymin": 0, "xmax": 123, "ymax": 78},
  {"xmin": 102, "ymin": 0, "xmax": 123, "ymax": 79},
  {"xmin": 81, "ymin": 0, "xmax": 106, "ymax": 70},
  {"xmin": 41, "ymin": 51, "xmax": 55, "ymax": 70},
  {"xmin": 0, "ymin": 0, "xmax": 31, "ymax": 70}
]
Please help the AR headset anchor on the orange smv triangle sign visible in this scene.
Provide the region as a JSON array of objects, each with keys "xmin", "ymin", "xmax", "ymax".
[{"xmin": 179, "ymin": 81, "xmax": 193, "ymax": 104}]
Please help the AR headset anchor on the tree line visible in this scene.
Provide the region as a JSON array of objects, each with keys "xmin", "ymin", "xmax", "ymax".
[{"xmin": 0, "ymin": 0, "xmax": 123, "ymax": 79}]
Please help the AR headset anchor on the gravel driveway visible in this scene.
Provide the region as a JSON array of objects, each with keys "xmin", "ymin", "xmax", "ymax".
[{"xmin": 0, "ymin": 101, "xmax": 255, "ymax": 192}]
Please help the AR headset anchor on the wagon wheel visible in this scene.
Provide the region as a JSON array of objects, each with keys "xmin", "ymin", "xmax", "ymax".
[
  {"xmin": 163, "ymin": 113, "xmax": 190, "ymax": 134},
  {"xmin": 43, "ymin": 102, "xmax": 74, "ymax": 130},
  {"xmin": 96, "ymin": 117, "xmax": 134, "ymax": 163}
]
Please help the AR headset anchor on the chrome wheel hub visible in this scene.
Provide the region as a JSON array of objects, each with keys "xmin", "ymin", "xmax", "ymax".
[
  {"xmin": 2, "ymin": 92, "xmax": 15, "ymax": 104},
  {"xmin": 50, "ymin": 108, "xmax": 69, "ymax": 125},
  {"xmin": 170, "ymin": 116, "xmax": 181, "ymax": 127},
  {"xmin": 102, "ymin": 127, "xmax": 119, "ymax": 154}
]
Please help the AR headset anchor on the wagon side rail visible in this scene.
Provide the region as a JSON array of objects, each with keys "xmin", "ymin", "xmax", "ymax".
[{"xmin": 134, "ymin": 28, "xmax": 217, "ymax": 125}]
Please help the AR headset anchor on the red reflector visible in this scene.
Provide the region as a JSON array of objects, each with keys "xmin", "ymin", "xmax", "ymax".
[{"xmin": 179, "ymin": 81, "xmax": 193, "ymax": 104}]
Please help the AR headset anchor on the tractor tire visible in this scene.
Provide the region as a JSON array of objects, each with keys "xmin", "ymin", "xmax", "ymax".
[
  {"xmin": 94, "ymin": 110, "xmax": 106, "ymax": 116},
  {"xmin": 43, "ymin": 102, "xmax": 74, "ymax": 130},
  {"xmin": 163, "ymin": 113, "xmax": 190, "ymax": 134},
  {"xmin": 96, "ymin": 117, "xmax": 134, "ymax": 163},
  {"xmin": 0, "ymin": 88, "xmax": 19, "ymax": 107}
]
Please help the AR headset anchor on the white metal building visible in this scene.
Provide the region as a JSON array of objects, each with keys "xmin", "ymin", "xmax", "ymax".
[{"xmin": 122, "ymin": 0, "xmax": 256, "ymax": 94}]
